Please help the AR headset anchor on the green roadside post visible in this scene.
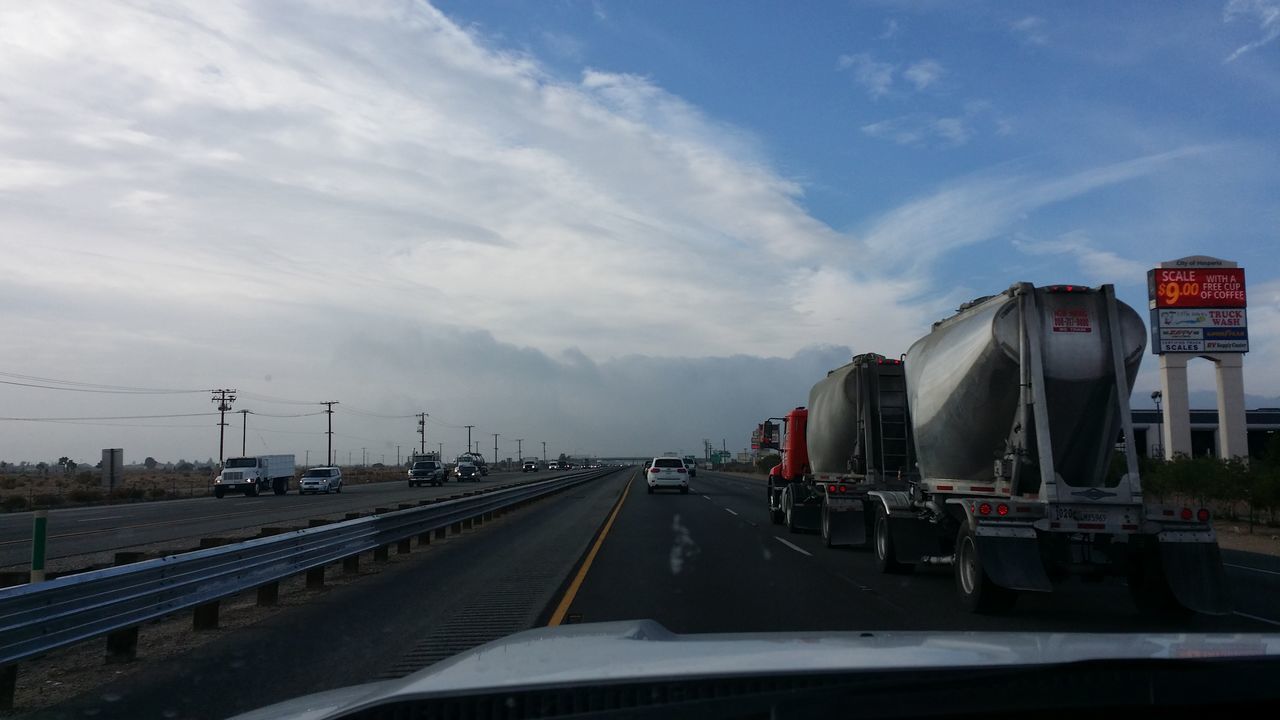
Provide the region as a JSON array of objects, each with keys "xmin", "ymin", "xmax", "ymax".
[{"xmin": 30, "ymin": 509, "xmax": 47, "ymax": 583}]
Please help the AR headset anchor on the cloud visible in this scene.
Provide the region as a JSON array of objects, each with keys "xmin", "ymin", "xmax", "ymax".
[
  {"xmin": 1012, "ymin": 231, "xmax": 1150, "ymax": 282},
  {"xmin": 1224, "ymin": 0, "xmax": 1280, "ymax": 61},
  {"xmin": 903, "ymin": 59, "xmax": 944, "ymax": 90},
  {"xmin": 880, "ymin": 18, "xmax": 900, "ymax": 39},
  {"xmin": 861, "ymin": 146, "xmax": 1216, "ymax": 270},
  {"xmin": 860, "ymin": 101, "xmax": 1006, "ymax": 148},
  {"xmin": 837, "ymin": 52, "xmax": 895, "ymax": 98},
  {"xmin": 1010, "ymin": 15, "xmax": 1048, "ymax": 45}
]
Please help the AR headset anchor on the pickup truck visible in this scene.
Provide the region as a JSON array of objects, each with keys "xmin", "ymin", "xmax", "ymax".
[{"xmin": 408, "ymin": 460, "xmax": 445, "ymax": 487}]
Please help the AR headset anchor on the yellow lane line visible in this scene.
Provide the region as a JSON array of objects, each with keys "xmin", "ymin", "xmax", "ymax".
[{"xmin": 547, "ymin": 472, "xmax": 634, "ymax": 626}]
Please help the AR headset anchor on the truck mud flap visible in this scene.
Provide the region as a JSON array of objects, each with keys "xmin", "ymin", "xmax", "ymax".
[
  {"xmin": 792, "ymin": 504, "xmax": 821, "ymax": 531},
  {"xmin": 1159, "ymin": 541, "xmax": 1232, "ymax": 615},
  {"xmin": 827, "ymin": 502, "xmax": 866, "ymax": 546},
  {"xmin": 886, "ymin": 515, "xmax": 938, "ymax": 564},
  {"xmin": 975, "ymin": 535, "xmax": 1052, "ymax": 592}
]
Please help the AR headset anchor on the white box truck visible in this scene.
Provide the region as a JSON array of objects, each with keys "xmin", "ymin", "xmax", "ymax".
[{"xmin": 214, "ymin": 454, "xmax": 296, "ymax": 498}]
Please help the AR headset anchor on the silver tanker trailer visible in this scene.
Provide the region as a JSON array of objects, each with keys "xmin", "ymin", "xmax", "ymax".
[{"xmin": 867, "ymin": 282, "xmax": 1230, "ymax": 615}]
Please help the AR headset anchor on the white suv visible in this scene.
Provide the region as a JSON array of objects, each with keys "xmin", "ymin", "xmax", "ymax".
[
  {"xmin": 646, "ymin": 457, "xmax": 689, "ymax": 494},
  {"xmin": 299, "ymin": 467, "xmax": 343, "ymax": 494}
]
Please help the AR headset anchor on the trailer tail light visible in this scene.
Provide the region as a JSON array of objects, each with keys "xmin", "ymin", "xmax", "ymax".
[
  {"xmin": 877, "ymin": 358, "xmax": 902, "ymax": 365},
  {"xmin": 1197, "ymin": 508, "xmax": 1210, "ymax": 522},
  {"xmin": 978, "ymin": 502, "xmax": 992, "ymax": 516},
  {"xmin": 1180, "ymin": 507, "xmax": 1193, "ymax": 521},
  {"xmin": 996, "ymin": 503, "xmax": 1009, "ymax": 516}
]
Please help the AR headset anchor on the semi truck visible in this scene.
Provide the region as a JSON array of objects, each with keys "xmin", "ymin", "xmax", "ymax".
[
  {"xmin": 214, "ymin": 454, "xmax": 296, "ymax": 498},
  {"xmin": 766, "ymin": 353, "xmax": 916, "ymax": 548},
  {"xmin": 866, "ymin": 283, "xmax": 1229, "ymax": 615}
]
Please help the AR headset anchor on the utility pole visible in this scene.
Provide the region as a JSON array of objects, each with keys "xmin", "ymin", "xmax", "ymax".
[
  {"xmin": 211, "ymin": 389, "xmax": 237, "ymax": 465},
  {"xmin": 437, "ymin": 442, "xmax": 443, "ymax": 458},
  {"xmin": 492, "ymin": 433, "xmax": 500, "ymax": 465},
  {"xmin": 541, "ymin": 441, "xmax": 547, "ymax": 462},
  {"xmin": 361, "ymin": 447, "xmax": 366, "ymax": 466},
  {"xmin": 236, "ymin": 409, "xmax": 251, "ymax": 457},
  {"xmin": 516, "ymin": 439, "xmax": 524, "ymax": 462},
  {"xmin": 348, "ymin": 450, "xmax": 352, "ymax": 466},
  {"xmin": 321, "ymin": 401, "xmax": 338, "ymax": 466},
  {"xmin": 417, "ymin": 412, "xmax": 428, "ymax": 455},
  {"xmin": 396, "ymin": 445, "xmax": 401, "ymax": 465},
  {"xmin": 703, "ymin": 438, "xmax": 711, "ymax": 462},
  {"xmin": 305, "ymin": 449, "xmax": 309, "ymax": 466},
  {"xmin": 464, "ymin": 425, "xmax": 475, "ymax": 457}
]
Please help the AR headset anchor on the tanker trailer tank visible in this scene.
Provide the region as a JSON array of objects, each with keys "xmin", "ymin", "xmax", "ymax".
[{"xmin": 865, "ymin": 283, "xmax": 1229, "ymax": 617}]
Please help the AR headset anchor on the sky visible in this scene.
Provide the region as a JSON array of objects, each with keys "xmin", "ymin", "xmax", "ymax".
[{"xmin": 0, "ymin": 0, "xmax": 1277, "ymax": 465}]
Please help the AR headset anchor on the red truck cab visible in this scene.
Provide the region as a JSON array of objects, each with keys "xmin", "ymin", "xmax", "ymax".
[{"xmin": 780, "ymin": 407, "xmax": 809, "ymax": 482}]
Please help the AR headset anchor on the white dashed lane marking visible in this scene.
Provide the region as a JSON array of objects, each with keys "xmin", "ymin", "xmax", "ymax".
[{"xmin": 773, "ymin": 536, "xmax": 812, "ymax": 557}]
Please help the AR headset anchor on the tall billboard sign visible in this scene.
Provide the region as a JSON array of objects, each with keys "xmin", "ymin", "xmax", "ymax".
[
  {"xmin": 1147, "ymin": 256, "xmax": 1249, "ymax": 461},
  {"xmin": 1148, "ymin": 258, "xmax": 1247, "ymax": 354}
]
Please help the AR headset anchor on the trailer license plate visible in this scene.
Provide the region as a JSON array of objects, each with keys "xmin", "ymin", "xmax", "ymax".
[{"xmin": 1053, "ymin": 506, "xmax": 1108, "ymax": 523}]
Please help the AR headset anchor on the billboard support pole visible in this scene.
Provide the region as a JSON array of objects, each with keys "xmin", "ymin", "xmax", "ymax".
[
  {"xmin": 1212, "ymin": 353, "xmax": 1249, "ymax": 460},
  {"xmin": 1158, "ymin": 354, "xmax": 1192, "ymax": 460}
]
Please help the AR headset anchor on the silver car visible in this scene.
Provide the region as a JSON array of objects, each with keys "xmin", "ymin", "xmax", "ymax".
[{"xmin": 299, "ymin": 467, "xmax": 343, "ymax": 494}]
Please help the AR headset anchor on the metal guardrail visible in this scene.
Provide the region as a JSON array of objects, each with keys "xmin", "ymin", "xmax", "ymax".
[{"xmin": 0, "ymin": 467, "xmax": 616, "ymax": 667}]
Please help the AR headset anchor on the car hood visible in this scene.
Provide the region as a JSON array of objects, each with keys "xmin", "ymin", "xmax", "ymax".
[{"xmin": 230, "ymin": 620, "xmax": 1280, "ymax": 720}]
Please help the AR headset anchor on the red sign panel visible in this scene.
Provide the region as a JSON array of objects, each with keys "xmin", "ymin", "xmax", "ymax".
[
  {"xmin": 1148, "ymin": 268, "xmax": 1247, "ymax": 309},
  {"xmin": 1051, "ymin": 308, "xmax": 1092, "ymax": 333}
]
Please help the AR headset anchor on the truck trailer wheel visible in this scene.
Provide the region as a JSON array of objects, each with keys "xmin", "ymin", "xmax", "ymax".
[
  {"xmin": 785, "ymin": 494, "xmax": 800, "ymax": 534},
  {"xmin": 214, "ymin": 486, "xmax": 225, "ymax": 499},
  {"xmin": 873, "ymin": 505, "xmax": 912, "ymax": 574},
  {"xmin": 821, "ymin": 506, "xmax": 834, "ymax": 548},
  {"xmin": 954, "ymin": 525, "xmax": 1016, "ymax": 613}
]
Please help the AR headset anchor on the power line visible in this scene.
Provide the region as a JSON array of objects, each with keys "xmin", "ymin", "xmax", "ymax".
[
  {"xmin": 0, "ymin": 413, "xmax": 219, "ymax": 422},
  {"xmin": 0, "ymin": 370, "xmax": 206, "ymax": 394}
]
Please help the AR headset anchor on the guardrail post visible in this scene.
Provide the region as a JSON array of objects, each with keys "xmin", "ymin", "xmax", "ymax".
[
  {"xmin": 417, "ymin": 527, "xmax": 432, "ymax": 545},
  {"xmin": 193, "ymin": 601, "xmax": 220, "ymax": 631},
  {"xmin": 398, "ymin": 503, "xmax": 414, "ymax": 511},
  {"xmin": 192, "ymin": 541, "xmax": 224, "ymax": 630},
  {"xmin": 435, "ymin": 527, "xmax": 448, "ymax": 540},
  {"xmin": 397, "ymin": 537, "xmax": 412, "ymax": 554},
  {"xmin": 0, "ymin": 664, "xmax": 15, "ymax": 712},
  {"xmin": 307, "ymin": 564, "xmax": 325, "ymax": 589},
  {"xmin": 343, "ymin": 552, "xmax": 360, "ymax": 575},
  {"xmin": 449, "ymin": 521, "xmax": 462, "ymax": 534},
  {"xmin": 256, "ymin": 529, "xmax": 283, "ymax": 605},
  {"xmin": 373, "ymin": 544, "xmax": 389, "ymax": 562},
  {"xmin": 473, "ymin": 512, "xmax": 484, "ymax": 527},
  {"xmin": 30, "ymin": 509, "xmax": 47, "ymax": 584},
  {"xmin": 462, "ymin": 517, "xmax": 473, "ymax": 530},
  {"xmin": 375, "ymin": 507, "xmax": 391, "ymax": 514},
  {"xmin": 104, "ymin": 552, "xmax": 146, "ymax": 662}
]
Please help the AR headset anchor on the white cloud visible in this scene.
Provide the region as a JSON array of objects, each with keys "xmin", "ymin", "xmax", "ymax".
[
  {"xmin": 1224, "ymin": 0, "xmax": 1280, "ymax": 61},
  {"xmin": 903, "ymin": 59, "xmax": 944, "ymax": 90},
  {"xmin": 880, "ymin": 18, "xmax": 900, "ymax": 39},
  {"xmin": 1012, "ymin": 231, "xmax": 1150, "ymax": 282},
  {"xmin": 837, "ymin": 52, "xmax": 895, "ymax": 98},
  {"xmin": 861, "ymin": 146, "xmax": 1216, "ymax": 270},
  {"xmin": 1010, "ymin": 15, "xmax": 1048, "ymax": 45},
  {"xmin": 860, "ymin": 101, "xmax": 1007, "ymax": 148}
]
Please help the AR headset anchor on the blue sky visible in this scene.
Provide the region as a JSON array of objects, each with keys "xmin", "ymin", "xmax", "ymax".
[{"xmin": 0, "ymin": 1, "xmax": 1277, "ymax": 462}]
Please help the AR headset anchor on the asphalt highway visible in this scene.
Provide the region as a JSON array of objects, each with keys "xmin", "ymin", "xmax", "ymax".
[
  {"xmin": 0, "ymin": 470, "xmax": 552, "ymax": 569},
  {"xmin": 561, "ymin": 469, "xmax": 1280, "ymax": 632}
]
